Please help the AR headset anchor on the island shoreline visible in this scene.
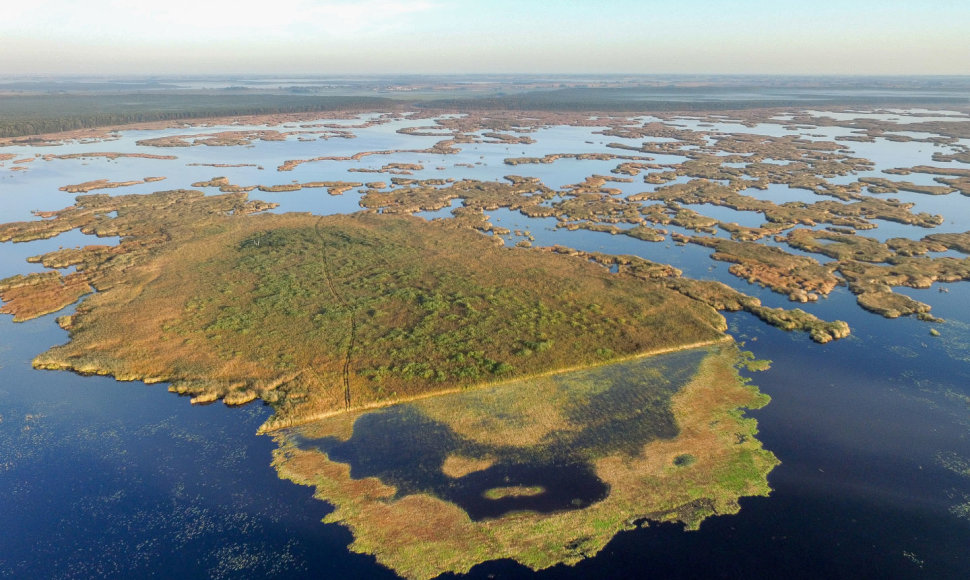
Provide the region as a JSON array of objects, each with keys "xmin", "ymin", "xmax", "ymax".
[{"xmin": 256, "ymin": 336, "xmax": 734, "ymax": 433}]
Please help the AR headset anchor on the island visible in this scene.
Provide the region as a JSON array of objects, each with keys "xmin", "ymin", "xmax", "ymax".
[{"xmin": 1, "ymin": 188, "xmax": 732, "ymax": 424}]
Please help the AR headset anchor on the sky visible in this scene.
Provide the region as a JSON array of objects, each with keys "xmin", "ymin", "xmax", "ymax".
[{"xmin": 1, "ymin": 0, "xmax": 968, "ymax": 76}]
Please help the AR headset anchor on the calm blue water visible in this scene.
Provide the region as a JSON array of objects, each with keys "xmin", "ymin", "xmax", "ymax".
[
  {"xmin": 2, "ymin": 109, "xmax": 970, "ymax": 579},
  {"xmin": 0, "ymin": 311, "xmax": 397, "ymax": 580}
]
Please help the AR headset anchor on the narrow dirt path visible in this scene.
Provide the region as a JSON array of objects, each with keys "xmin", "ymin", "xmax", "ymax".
[{"xmin": 315, "ymin": 218, "xmax": 357, "ymax": 409}]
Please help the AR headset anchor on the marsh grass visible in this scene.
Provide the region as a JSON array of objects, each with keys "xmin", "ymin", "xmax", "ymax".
[
  {"xmin": 272, "ymin": 345, "xmax": 778, "ymax": 579},
  {"xmin": 441, "ymin": 455, "xmax": 497, "ymax": 478},
  {"xmin": 13, "ymin": 195, "xmax": 725, "ymax": 426},
  {"xmin": 483, "ymin": 486, "xmax": 545, "ymax": 500}
]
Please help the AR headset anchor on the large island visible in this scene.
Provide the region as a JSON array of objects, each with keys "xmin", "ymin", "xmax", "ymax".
[{"xmin": 0, "ymin": 186, "xmax": 780, "ymax": 577}]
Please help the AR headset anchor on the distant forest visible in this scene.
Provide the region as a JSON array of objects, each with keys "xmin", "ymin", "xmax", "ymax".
[
  {"xmin": 418, "ymin": 87, "xmax": 970, "ymax": 112},
  {"xmin": 0, "ymin": 94, "xmax": 397, "ymax": 139},
  {"xmin": 2, "ymin": 83, "xmax": 968, "ymax": 139}
]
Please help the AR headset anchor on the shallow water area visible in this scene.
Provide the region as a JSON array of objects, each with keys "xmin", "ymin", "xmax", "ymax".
[
  {"xmin": 0, "ymin": 230, "xmax": 121, "ymax": 278},
  {"xmin": 805, "ymin": 109, "xmax": 970, "ymax": 124}
]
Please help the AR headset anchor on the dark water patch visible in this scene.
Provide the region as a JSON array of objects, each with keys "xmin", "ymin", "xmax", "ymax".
[
  {"xmin": 303, "ymin": 351, "xmax": 705, "ymax": 521},
  {"xmin": 556, "ymin": 350, "xmax": 701, "ymax": 458},
  {"xmin": 448, "ymin": 461, "xmax": 609, "ymax": 520},
  {"xmin": 317, "ymin": 405, "xmax": 609, "ymax": 520}
]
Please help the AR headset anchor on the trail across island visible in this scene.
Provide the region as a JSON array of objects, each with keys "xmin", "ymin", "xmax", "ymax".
[{"xmin": 315, "ymin": 217, "xmax": 357, "ymax": 409}]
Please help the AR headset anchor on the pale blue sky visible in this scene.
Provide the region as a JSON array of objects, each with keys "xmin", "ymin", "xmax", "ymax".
[{"xmin": 1, "ymin": 0, "xmax": 968, "ymax": 75}]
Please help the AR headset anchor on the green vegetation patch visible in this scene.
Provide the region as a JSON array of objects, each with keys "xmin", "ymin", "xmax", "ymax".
[{"xmin": 7, "ymin": 191, "xmax": 726, "ymax": 427}]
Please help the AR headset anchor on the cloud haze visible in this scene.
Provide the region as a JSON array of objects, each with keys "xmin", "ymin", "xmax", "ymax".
[{"xmin": 2, "ymin": 0, "xmax": 967, "ymax": 75}]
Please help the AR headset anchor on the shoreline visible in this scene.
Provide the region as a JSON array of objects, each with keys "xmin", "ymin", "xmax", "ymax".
[{"xmin": 256, "ymin": 335, "xmax": 734, "ymax": 434}]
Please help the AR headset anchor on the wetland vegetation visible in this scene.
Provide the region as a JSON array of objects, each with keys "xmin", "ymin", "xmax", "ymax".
[
  {"xmin": 274, "ymin": 345, "xmax": 777, "ymax": 579},
  {"xmin": 3, "ymin": 87, "xmax": 970, "ymax": 578},
  {"xmin": 0, "ymin": 190, "xmax": 730, "ymax": 429}
]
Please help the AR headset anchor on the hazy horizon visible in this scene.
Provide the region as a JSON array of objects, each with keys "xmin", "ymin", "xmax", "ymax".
[
  {"xmin": 4, "ymin": 72, "xmax": 970, "ymax": 81},
  {"xmin": 3, "ymin": 0, "xmax": 968, "ymax": 77}
]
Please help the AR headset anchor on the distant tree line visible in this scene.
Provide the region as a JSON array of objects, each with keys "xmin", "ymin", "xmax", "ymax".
[
  {"xmin": 0, "ymin": 94, "xmax": 398, "ymax": 139},
  {"xmin": 419, "ymin": 87, "xmax": 970, "ymax": 112},
  {"xmin": 3, "ymin": 88, "xmax": 967, "ymax": 139}
]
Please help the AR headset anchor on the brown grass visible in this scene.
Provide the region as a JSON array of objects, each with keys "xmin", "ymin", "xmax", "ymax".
[
  {"xmin": 441, "ymin": 455, "xmax": 497, "ymax": 478},
  {"xmin": 0, "ymin": 272, "xmax": 93, "ymax": 322},
  {"xmin": 7, "ymin": 191, "xmax": 726, "ymax": 427}
]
